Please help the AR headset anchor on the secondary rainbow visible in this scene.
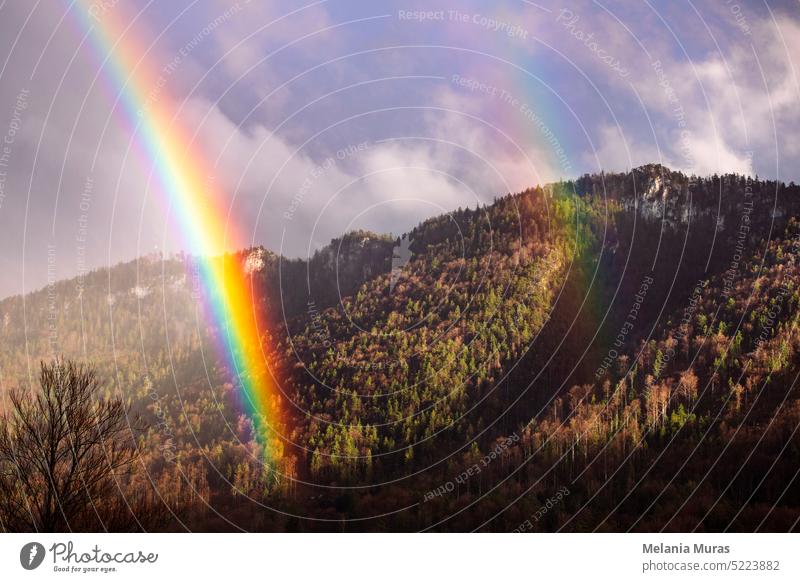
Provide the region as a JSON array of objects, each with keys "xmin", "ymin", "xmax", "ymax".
[{"xmin": 69, "ymin": 1, "xmax": 280, "ymax": 451}]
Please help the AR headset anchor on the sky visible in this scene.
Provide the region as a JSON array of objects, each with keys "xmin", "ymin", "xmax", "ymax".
[{"xmin": 0, "ymin": 0, "xmax": 798, "ymax": 298}]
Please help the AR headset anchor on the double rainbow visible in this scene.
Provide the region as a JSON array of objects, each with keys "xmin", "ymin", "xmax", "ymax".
[{"xmin": 70, "ymin": 2, "xmax": 280, "ymax": 453}]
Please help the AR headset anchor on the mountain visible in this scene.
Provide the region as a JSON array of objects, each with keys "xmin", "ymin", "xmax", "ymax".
[{"xmin": 1, "ymin": 165, "xmax": 799, "ymax": 531}]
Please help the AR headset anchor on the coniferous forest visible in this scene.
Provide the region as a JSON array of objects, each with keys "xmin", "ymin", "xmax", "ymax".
[{"xmin": 2, "ymin": 164, "xmax": 800, "ymax": 532}]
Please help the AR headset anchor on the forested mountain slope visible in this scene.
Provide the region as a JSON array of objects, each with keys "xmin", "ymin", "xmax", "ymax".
[{"xmin": 2, "ymin": 165, "xmax": 799, "ymax": 531}]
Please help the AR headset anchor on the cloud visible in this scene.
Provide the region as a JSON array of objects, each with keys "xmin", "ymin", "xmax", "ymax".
[
  {"xmin": 582, "ymin": 3, "xmax": 799, "ymax": 179},
  {"xmin": 1, "ymin": 0, "xmax": 799, "ymax": 296},
  {"xmin": 186, "ymin": 97, "xmax": 492, "ymax": 257},
  {"xmin": 584, "ymin": 124, "xmax": 659, "ymax": 174}
]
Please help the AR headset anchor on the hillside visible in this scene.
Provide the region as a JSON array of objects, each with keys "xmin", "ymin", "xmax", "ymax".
[{"xmin": 1, "ymin": 165, "xmax": 799, "ymax": 531}]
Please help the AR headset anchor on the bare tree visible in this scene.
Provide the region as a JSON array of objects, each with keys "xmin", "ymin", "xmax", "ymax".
[{"xmin": 0, "ymin": 359, "xmax": 151, "ymax": 532}]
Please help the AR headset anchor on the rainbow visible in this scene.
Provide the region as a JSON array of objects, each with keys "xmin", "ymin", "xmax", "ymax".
[{"xmin": 69, "ymin": 2, "xmax": 281, "ymax": 455}]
